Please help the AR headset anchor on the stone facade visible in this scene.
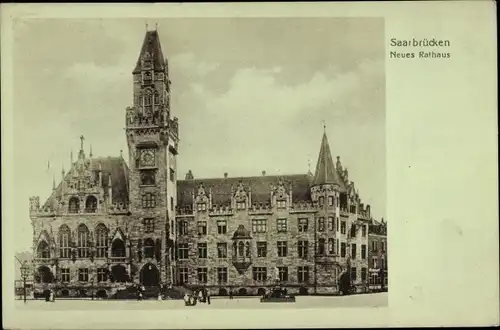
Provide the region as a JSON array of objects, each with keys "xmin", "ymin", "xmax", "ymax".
[
  {"xmin": 368, "ymin": 219, "xmax": 388, "ymax": 288},
  {"xmin": 29, "ymin": 29, "xmax": 386, "ymax": 297}
]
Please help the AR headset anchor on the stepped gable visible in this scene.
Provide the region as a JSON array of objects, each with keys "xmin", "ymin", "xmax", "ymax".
[
  {"xmin": 42, "ymin": 156, "xmax": 129, "ymax": 209},
  {"xmin": 176, "ymin": 174, "xmax": 312, "ymax": 207}
]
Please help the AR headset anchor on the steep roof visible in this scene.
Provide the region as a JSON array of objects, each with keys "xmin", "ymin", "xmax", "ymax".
[
  {"xmin": 42, "ymin": 156, "xmax": 129, "ymax": 209},
  {"xmin": 177, "ymin": 174, "xmax": 312, "ymax": 207},
  {"xmin": 312, "ymin": 132, "xmax": 345, "ymax": 189},
  {"xmin": 133, "ymin": 30, "xmax": 166, "ymax": 74}
]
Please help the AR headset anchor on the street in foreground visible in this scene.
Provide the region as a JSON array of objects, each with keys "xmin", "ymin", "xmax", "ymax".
[{"xmin": 15, "ymin": 292, "xmax": 388, "ymax": 310}]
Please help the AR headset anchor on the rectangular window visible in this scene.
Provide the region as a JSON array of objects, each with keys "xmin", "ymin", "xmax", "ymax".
[
  {"xmin": 350, "ymin": 205, "xmax": 356, "ymax": 213},
  {"xmin": 97, "ymin": 268, "xmax": 107, "ymax": 282},
  {"xmin": 198, "ymin": 243, "xmax": 207, "ymax": 259},
  {"xmin": 361, "ymin": 267, "xmax": 367, "ymax": 281},
  {"xmin": 350, "ymin": 267, "xmax": 357, "ymax": 281},
  {"xmin": 381, "ymin": 241, "xmax": 386, "ymax": 252},
  {"xmin": 276, "ymin": 200, "xmax": 287, "ymax": 209},
  {"xmin": 197, "ymin": 221, "xmax": 207, "ymax": 236},
  {"xmin": 317, "ymin": 238, "xmax": 326, "ymax": 255},
  {"xmin": 179, "ymin": 267, "xmax": 189, "ymax": 284},
  {"xmin": 298, "ymin": 240, "xmax": 308, "ymax": 259},
  {"xmin": 297, "ymin": 266, "xmax": 309, "ymax": 283},
  {"xmin": 361, "ymin": 245, "xmax": 367, "ymax": 259},
  {"xmin": 252, "ymin": 219, "xmax": 267, "ymax": 233},
  {"xmin": 328, "ymin": 217, "xmax": 334, "ymax": 231},
  {"xmin": 178, "ymin": 243, "xmax": 189, "ymax": 260},
  {"xmin": 217, "ymin": 220, "xmax": 227, "ymax": 234},
  {"xmin": 351, "ymin": 244, "xmax": 357, "ymax": 259},
  {"xmin": 328, "ymin": 196, "xmax": 334, "ymax": 206},
  {"xmin": 337, "ymin": 217, "xmax": 340, "ymax": 232},
  {"xmin": 341, "ymin": 242, "xmax": 346, "ymax": 257},
  {"xmin": 78, "ymin": 268, "xmax": 89, "ymax": 282},
  {"xmin": 236, "ymin": 202, "xmax": 246, "ymax": 210},
  {"xmin": 197, "ymin": 203, "xmax": 207, "ymax": 212},
  {"xmin": 277, "ymin": 218, "xmax": 287, "ymax": 232},
  {"xmin": 169, "ymin": 168, "xmax": 175, "ymax": 182},
  {"xmin": 362, "ymin": 225, "xmax": 367, "ymax": 237},
  {"xmin": 318, "ymin": 217, "xmax": 325, "ymax": 231},
  {"xmin": 144, "ymin": 218, "xmax": 154, "ymax": 233},
  {"xmin": 350, "ymin": 224, "xmax": 356, "ymax": 238},
  {"xmin": 278, "ymin": 267, "xmax": 288, "ymax": 282},
  {"xmin": 277, "ymin": 241, "xmax": 288, "ymax": 257},
  {"xmin": 372, "ymin": 256, "xmax": 378, "ymax": 269},
  {"xmin": 177, "ymin": 220, "xmax": 188, "ymax": 235},
  {"xmin": 252, "ymin": 267, "xmax": 267, "ymax": 281},
  {"xmin": 372, "ymin": 241, "xmax": 378, "ymax": 252},
  {"xmin": 381, "ymin": 258, "xmax": 386, "ymax": 269},
  {"xmin": 341, "ymin": 221, "xmax": 346, "ymax": 234},
  {"xmin": 170, "ymin": 197, "xmax": 174, "ymax": 212},
  {"xmin": 257, "ymin": 241, "xmax": 267, "ymax": 257},
  {"xmin": 217, "ymin": 267, "xmax": 228, "ymax": 283},
  {"xmin": 318, "ymin": 196, "xmax": 324, "ymax": 206},
  {"xmin": 142, "ymin": 193, "xmax": 156, "ymax": 208},
  {"xmin": 197, "ymin": 267, "xmax": 208, "ymax": 283},
  {"xmin": 217, "ymin": 243, "xmax": 227, "ymax": 258},
  {"xmin": 328, "ymin": 238, "xmax": 335, "ymax": 255},
  {"xmin": 61, "ymin": 268, "xmax": 70, "ymax": 283},
  {"xmin": 298, "ymin": 218, "xmax": 308, "ymax": 232}
]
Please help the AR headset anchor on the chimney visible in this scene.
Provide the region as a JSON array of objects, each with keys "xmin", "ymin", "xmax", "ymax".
[
  {"xmin": 224, "ymin": 172, "xmax": 228, "ymax": 179},
  {"xmin": 262, "ymin": 170, "xmax": 266, "ymax": 176}
]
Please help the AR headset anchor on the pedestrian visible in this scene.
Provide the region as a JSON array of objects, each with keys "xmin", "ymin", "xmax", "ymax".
[
  {"xmin": 229, "ymin": 289, "xmax": 233, "ymax": 300},
  {"xmin": 207, "ymin": 289, "xmax": 211, "ymax": 305}
]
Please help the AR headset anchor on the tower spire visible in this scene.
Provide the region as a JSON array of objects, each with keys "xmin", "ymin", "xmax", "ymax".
[
  {"xmin": 78, "ymin": 135, "xmax": 85, "ymax": 160},
  {"xmin": 312, "ymin": 131, "xmax": 342, "ymax": 187},
  {"xmin": 70, "ymin": 149, "xmax": 74, "ymax": 164},
  {"xmin": 52, "ymin": 175, "xmax": 56, "ymax": 190}
]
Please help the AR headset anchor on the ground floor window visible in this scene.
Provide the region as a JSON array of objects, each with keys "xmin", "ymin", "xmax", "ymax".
[
  {"xmin": 179, "ymin": 267, "xmax": 189, "ymax": 284},
  {"xmin": 78, "ymin": 268, "xmax": 89, "ymax": 282},
  {"xmin": 197, "ymin": 267, "xmax": 208, "ymax": 283},
  {"xmin": 297, "ymin": 266, "xmax": 309, "ymax": 283},
  {"xmin": 97, "ymin": 268, "xmax": 107, "ymax": 282},
  {"xmin": 252, "ymin": 267, "xmax": 267, "ymax": 281},
  {"xmin": 60, "ymin": 268, "xmax": 70, "ymax": 282},
  {"xmin": 217, "ymin": 267, "xmax": 228, "ymax": 283}
]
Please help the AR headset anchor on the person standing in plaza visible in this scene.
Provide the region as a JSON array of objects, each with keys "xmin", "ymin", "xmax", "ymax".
[{"xmin": 206, "ymin": 289, "xmax": 211, "ymax": 305}]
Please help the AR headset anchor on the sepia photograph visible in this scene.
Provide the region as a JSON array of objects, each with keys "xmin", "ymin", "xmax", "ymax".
[{"xmin": 11, "ymin": 17, "xmax": 386, "ymax": 310}]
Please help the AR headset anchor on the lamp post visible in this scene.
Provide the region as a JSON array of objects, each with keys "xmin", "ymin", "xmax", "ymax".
[{"xmin": 20, "ymin": 261, "xmax": 29, "ymax": 303}]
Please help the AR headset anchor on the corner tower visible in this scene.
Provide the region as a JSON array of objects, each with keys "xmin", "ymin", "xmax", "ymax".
[{"xmin": 125, "ymin": 29, "xmax": 179, "ymax": 286}]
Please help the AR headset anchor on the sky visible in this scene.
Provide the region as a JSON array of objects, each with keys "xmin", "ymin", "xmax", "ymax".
[{"xmin": 11, "ymin": 18, "xmax": 385, "ymax": 254}]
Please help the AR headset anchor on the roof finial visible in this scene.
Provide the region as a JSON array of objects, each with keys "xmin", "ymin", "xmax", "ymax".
[
  {"xmin": 70, "ymin": 149, "xmax": 74, "ymax": 164},
  {"xmin": 89, "ymin": 144, "xmax": 93, "ymax": 158},
  {"xmin": 80, "ymin": 135, "xmax": 84, "ymax": 151},
  {"xmin": 120, "ymin": 150, "xmax": 123, "ymax": 158},
  {"xmin": 155, "ymin": 23, "xmax": 158, "ymax": 30},
  {"xmin": 145, "ymin": 22, "xmax": 149, "ymax": 31},
  {"xmin": 322, "ymin": 120, "xmax": 326, "ymax": 134}
]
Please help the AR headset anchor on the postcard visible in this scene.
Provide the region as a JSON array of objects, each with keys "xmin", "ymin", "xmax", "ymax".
[{"xmin": 1, "ymin": 2, "xmax": 498, "ymax": 329}]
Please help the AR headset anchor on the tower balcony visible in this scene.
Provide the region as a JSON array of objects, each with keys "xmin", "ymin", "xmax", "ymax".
[{"xmin": 231, "ymin": 256, "xmax": 252, "ymax": 274}]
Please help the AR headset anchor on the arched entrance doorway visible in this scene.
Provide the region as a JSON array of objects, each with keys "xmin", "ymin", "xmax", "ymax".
[
  {"xmin": 140, "ymin": 263, "xmax": 159, "ymax": 287},
  {"xmin": 36, "ymin": 266, "xmax": 54, "ymax": 283},
  {"xmin": 110, "ymin": 264, "xmax": 128, "ymax": 283}
]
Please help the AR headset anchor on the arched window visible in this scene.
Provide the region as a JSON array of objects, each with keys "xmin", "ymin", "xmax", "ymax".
[
  {"xmin": 238, "ymin": 241, "xmax": 245, "ymax": 257},
  {"xmin": 69, "ymin": 197, "xmax": 80, "ymax": 213},
  {"xmin": 85, "ymin": 196, "xmax": 97, "ymax": 213},
  {"xmin": 77, "ymin": 224, "xmax": 90, "ymax": 258},
  {"xmin": 154, "ymin": 90, "xmax": 160, "ymax": 104},
  {"xmin": 318, "ymin": 238, "xmax": 325, "ymax": 256},
  {"xmin": 144, "ymin": 89, "xmax": 152, "ymax": 106},
  {"xmin": 58, "ymin": 225, "xmax": 71, "ymax": 258},
  {"xmin": 111, "ymin": 238, "xmax": 126, "ymax": 258},
  {"xmin": 245, "ymin": 242, "xmax": 251, "ymax": 257},
  {"xmin": 95, "ymin": 224, "xmax": 108, "ymax": 258},
  {"xmin": 144, "ymin": 238, "xmax": 155, "ymax": 259},
  {"xmin": 37, "ymin": 240, "xmax": 50, "ymax": 259}
]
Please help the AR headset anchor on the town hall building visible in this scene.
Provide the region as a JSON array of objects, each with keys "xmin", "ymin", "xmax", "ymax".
[{"xmin": 29, "ymin": 29, "xmax": 386, "ymax": 298}]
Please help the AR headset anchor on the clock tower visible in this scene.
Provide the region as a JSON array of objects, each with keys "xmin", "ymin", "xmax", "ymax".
[{"xmin": 125, "ymin": 28, "xmax": 179, "ymax": 286}]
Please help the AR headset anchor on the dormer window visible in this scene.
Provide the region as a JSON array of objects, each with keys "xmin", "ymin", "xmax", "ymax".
[
  {"xmin": 197, "ymin": 203, "xmax": 207, "ymax": 212},
  {"xmin": 276, "ymin": 200, "xmax": 286, "ymax": 209},
  {"xmin": 236, "ymin": 202, "xmax": 246, "ymax": 210},
  {"xmin": 328, "ymin": 196, "xmax": 334, "ymax": 206},
  {"xmin": 318, "ymin": 196, "xmax": 324, "ymax": 206},
  {"xmin": 68, "ymin": 197, "xmax": 80, "ymax": 214},
  {"xmin": 85, "ymin": 195, "xmax": 97, "ymax": 213}
]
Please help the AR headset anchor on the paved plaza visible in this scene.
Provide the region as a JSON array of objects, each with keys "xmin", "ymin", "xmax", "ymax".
[{"xmin": 15, "ymin": 292, "xmax": 387, "ymax": 310}]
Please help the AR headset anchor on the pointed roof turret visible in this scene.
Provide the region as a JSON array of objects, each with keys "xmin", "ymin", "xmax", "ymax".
[
  {"xmin": 312, "ymin": 132, "xmax": 343, "ymax": 187},
  {"xmin": 133, "ymin": 29, "xmax": 166, "ymax": 74}
]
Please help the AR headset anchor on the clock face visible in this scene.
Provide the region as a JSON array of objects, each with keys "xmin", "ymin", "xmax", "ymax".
[{"xmin": 140, "ymin": 149, "xmax": 155, "ymax": 167}]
